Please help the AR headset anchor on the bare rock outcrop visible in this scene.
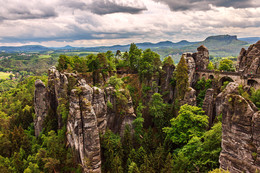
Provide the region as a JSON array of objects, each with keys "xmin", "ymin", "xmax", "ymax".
[
  {"xmin": 180, "ymin": 87, "xmax": 197, "ymax": 106},
  {"xmin": 67, "ymin": 83, "xmax": 101, "ymax": 173},
  {"xmin": 193, "ymin": 45, "xmax": 209, "ymax": 70},
  {"xmin": 34, "ymin": 80, "xmax": 48, "ymax": 137},
  {"xmin": 183, "ymin": 53, "xmax": 196, "ymax": 86},
  {"xmin": 105, "ymin": 86, "xmax": 136, "ymax": 136},
  {"xmin": 160, "ymin": 61, "xmax": 175, "ymax": 103},
  {"xmin": 216, "ymin": 82, "xmax": 260, "ymax": 172},
  {"xmin": 202, "ymin": 88, "xmax": 215, "ymax": 128},
  {"xmin": 216, "ymin": 82, "xmax": 239, "ymax": 116},
  {"xmin": 181, "ymin": 45, "xmax": 209, "ymax": 87},
  {"xmin": 48, "ymin": 66, "xmax": 69, "ymax": 129},
  {"xmin": 237, "ymin": 40, "xmax": 260, "ymax": 74},
  {"xmin": 34, "ymin": 67, "xmax": 137, "ymax": 172},
  {"xmin": 92, "ymin": 87, "xmax": 107, "ymax": 134}
]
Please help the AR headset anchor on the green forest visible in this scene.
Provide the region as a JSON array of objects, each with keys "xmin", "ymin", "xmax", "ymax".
[{"xmin": 0, "ymin": 43, "xmax": 259, "ymax": 173}]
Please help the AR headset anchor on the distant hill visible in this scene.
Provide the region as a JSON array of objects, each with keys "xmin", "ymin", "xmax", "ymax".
[
  {"xmin": 238, "ymin": 37, "xmax": 260, "ymax": 44},
  {"xmin": 79, "ymin": 40, "xmax": 197, "ymax": 52},
  {"xmin": 153, "ymin": 35, "xmax": 249, "ymax": 63},
  {"xmin": 185, "ymin": 35, "xmax": 248, "ymax": 57},
  {"xmin": 0, "ymin": 35, "xmax": 250, "ymax": 59}
]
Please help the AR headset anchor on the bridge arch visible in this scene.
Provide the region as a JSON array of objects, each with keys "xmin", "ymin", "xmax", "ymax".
[
  {"xmin": 247, "ymin": 79, "xmax": 258, "ymax": 88},
  {"xmin": 219, "ymin": 76, "xmax": 234, "ymax": 86},
  {"xmin": 209, "ymin": 75, "xmax": 214, "ymax": 80}
]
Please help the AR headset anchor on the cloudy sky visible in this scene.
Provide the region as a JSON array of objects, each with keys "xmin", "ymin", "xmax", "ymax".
[{"xmin": 0, "ymin": 0, "xmax": 260, "ymax": 47}]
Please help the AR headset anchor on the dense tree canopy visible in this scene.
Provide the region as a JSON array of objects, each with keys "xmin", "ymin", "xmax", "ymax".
[
  {"xmin": 218, "ymin": 59, "xmax": 235, "ymax": 71},
  {"xmin": 0, "ymin": 43, "xmax": 246, "ymax": 173}
]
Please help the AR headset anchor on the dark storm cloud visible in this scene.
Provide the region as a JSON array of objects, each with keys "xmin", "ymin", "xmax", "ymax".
[
  {"xmin": 153, "ymin": 0, "xmax": 260, "ymax": 11},
  {"xmin": 89, "ymin": 0, "xmax": 147, "ymax": 15}
]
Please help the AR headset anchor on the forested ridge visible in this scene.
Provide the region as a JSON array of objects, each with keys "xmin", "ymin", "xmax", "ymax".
[{"xmin": 0, "ymin": 43, "xmax": 259, "ymax": 173}]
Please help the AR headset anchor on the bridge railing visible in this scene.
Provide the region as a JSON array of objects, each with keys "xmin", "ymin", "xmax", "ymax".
[
  {"xmin": 196, "ymin": 69, "xmax": 241, "ymax": 76},
  {"xmin": 195, "ymin": 69, "xmax": 260, "ymax": 78}
]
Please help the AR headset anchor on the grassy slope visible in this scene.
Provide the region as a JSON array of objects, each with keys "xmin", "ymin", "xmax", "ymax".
[{"xmin": 0, "ymin": 72, "xmax": 11, "ymax": 80}]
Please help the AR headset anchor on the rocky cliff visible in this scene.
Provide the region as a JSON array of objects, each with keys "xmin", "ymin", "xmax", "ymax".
[
  {"xmin": 216, "ymin": 82, "xmax": 260, "ymax": 172},
  {"xmin": 34, "ymin": 79, "xmax": 48, "ymax": 137},
  {"xmin": 202, "ymin": 88, "xmax": 215, "ymax": 128},
  {"xmin": 237, "ymin": 40, "xmax": 260, "ymax": 74},
  {"xmin": 34, "ymin": 67, "xmax": 136, "ymax": 172},
  {"xmin": 160, "ymin": 61, "xmax": 175, "ymax": 103}
]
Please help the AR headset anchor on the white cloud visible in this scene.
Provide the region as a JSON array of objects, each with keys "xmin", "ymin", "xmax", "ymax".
[{"xmin": 0, "ymin": 0, "xmax": 260, "ymax": 46}]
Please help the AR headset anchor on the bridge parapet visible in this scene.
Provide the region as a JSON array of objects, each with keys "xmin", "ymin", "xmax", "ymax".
[{"xmin": 195, "ymin": 69, "xmax": 260, "ymax": 78}]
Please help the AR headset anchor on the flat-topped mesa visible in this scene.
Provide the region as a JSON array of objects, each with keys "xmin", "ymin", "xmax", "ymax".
[{"xmin": 237, "ymin": 40, "xmax": 260, "ymax": 74}]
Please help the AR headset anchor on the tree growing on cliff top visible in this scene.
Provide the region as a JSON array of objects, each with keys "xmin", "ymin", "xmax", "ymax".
[
  {"xmin": 129, "ymin": 43, "xmax": 142, "ymax": 71},
  {"xmin": 175, "ymin": 56, "xmax": 188, "ymax": 99},
  {"xmin": 218, "ymin": 59, "xmax": 235, "ymax": 72},
  {"xmin": 163, "ymin": 56, "xmax": 174, "ymax": 66}
]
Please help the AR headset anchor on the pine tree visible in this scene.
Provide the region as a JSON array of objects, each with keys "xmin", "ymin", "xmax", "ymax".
[
  {"xmin": 122, "ymin": 125, "xmax": 133, "ymax": 163},
  {"xmin": 128, "ymin": 162, "xmax": 140, "ymax": 173},
  {"xmin": 175, "ymin": 56, "xmax": 188, "ymax": 99},
  {"xmin": 133, "ymin": 103, "xmax": 145, "ymax": 146},
  {"xmin": 111, "ymin": 155, "xmax": 123, "ymax": 173},
  {"xmin": 139, "ymin": 154, "xmax": 155, "ymax": 173},
  {"xmin": 129, "ymin": 43, "xmax": 142, "ymax": 71},
  {"xmin": 161, "ymin": 153, "xmax": 173, "ymax": 173}
]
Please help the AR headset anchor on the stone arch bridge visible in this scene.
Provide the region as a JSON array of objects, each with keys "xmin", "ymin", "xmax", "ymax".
[{"xmin": 195, "ymin": 69, "xmax": 260, "ymax": 89}]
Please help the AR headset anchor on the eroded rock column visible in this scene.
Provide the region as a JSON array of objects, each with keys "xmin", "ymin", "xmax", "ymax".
[{"xmin": 34, "ymin": 80, "xmax": 48, "ymax": 137}]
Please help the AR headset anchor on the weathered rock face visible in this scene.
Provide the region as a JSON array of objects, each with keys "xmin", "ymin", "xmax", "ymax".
[
  {"xmin": 181, "ymin": 45, "xmax": 209, "ymax": 88},
  {"xmin": 160, "ymin": 62, "xmax": 175, "ymax": 103},
  {"xmin": 215, "ymin": 82, "xmax": 239, "ymax": 116},
  {"xmin": 194, "ymin": 45, "xmax": 209, "ymax": 70},
  {"xmin": 48, "ymin": 66, "xmax": 69, "ymax": 129},
  {"xmin": 92, "ymin": 87, "xmax": 107, "ymax": 134},
  {"xmin": 180, "ymin": 87, "xmax": 197, "ymax": 106},
  {"xmin": 237, "ymin": 40, "xmax": 260, "ymax": 74},
  {"xmin": 202, "ymin": 88, "xmax": 215, "ymax": 128},
  {"xmin": 216, "ymin": 82, "xmax": 260, "ymax": 172},
  {"xmin": 183, "ymin": 53, "xmax": 196, "ymax": 86},
  {"xmin": 34, "ymin": 80, "xmax": 48, "ymax": 137},
  {"xmin": 34, "ymin": 67, "xmax": 137, "ymax": 172},
  {"xmin": 67, "ymin": 83, "xmax": 101, "ymax": 173},
  {"xmin": 105, "ymin": 87, "xmax": 136, "ymax": 136}
]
